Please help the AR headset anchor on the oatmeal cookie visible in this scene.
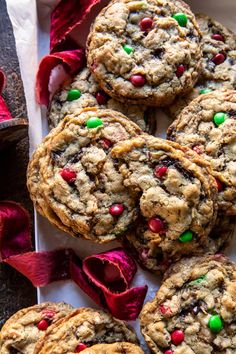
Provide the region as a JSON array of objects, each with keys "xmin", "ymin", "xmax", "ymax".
[
  {"xmin": 0, "ymin": 302, "xmax": 73, "ymax": 354},
  {"xmin": 168, "ymin": 14, "xmax": 236, "ymax": 119},
  {"xmin": 140, "ymin": 254, "xmax": 236, "ymax": 354},
  {"xmin": 111, "ymin": 135, "xmax": 218, "ymax": 273},
  {"xmin": 48, "ymin": 68, "xmax": 156, "ymax": 133},
  {"xmin": 87, "ymin": 0, "xmax": 202, "ymax": 107},
  {"xmin": 27, "ymin": 108, "xmax": 142, "ymax": 243},
  {"xmin": 168, "ymin": 89, "xmax": 236, "ymax": 214},
  {"xmin": 34, "ymin": 308, "xmax": 138, "ymax": 354}
]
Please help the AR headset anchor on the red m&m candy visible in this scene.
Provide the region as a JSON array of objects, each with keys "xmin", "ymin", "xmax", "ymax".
[
  {"xmin": 211, "ymin": 34, "xmax": 225, "ymax": 42},
  {"xmin": 42, "ymin": 309, "xmax": 56, "ymax": 319},
  {"xmin": 155, "ymin": 165, "xmax": 168, "ymax": 178},
  {"xmin": 176, "ymin": 65, "xmax": 185, "ymax": 78},
  {"xmin": 96, "ymin": 91, "xmax": 109, "ymax": 105},
  {"xmin": 140, "ymin": 17, "xmax": 154, "ymax": 32},
  {"xmin": 130, "ymin": 74, "xmax": 146, "ymax": 87},
  {"xmin": 37, "ymin": 319, "xmax": 49, "ymax": 331},
  {"xmin": 148, "ymin": 217, "xmax": 165, "ymax": 233},
  {"xmin": 109, "ymin": 204, "xmax": 124, "ymax": 216},
  {"xmin": 171, "ymin": 330, "xmax": 185, "ymax": 345},
  {"xmin": 164, "ymin": 351, "xmax": 174, "ymax": 354},
  {"xmin": 60, "ymin": 168, "xmax": 77, "ymax": 184},
  {"xmin": 211, "ymin": 53, "xmax": 226, "ymax": 65},
  {"xmin": 75, "ymin": 343, "xmax": 88, "ymax": 352},
  {"xmin": 215, "ymin": 178, "xmax": 223, "ymax": 191}
]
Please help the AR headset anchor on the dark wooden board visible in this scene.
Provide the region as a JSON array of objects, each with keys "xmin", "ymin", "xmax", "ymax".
[{"xmin": 0, "ymin": 0, "xmax": 36, "ymax": 328}]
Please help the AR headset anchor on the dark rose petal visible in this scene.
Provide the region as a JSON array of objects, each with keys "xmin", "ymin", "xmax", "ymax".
[
  {"xmin": 83, "ymin": 248, "xmax": 137, "ymax": 292},
  {"xmin": 50, "ymin": 0, "xmax": 105, "ymax": 53},
  {"xmin": 0, "ymin": 201, "xmax": 32, "ymax": 260},
  {"xmin": 103, "ymin": 286, "xmax": 148, "ymax": 321},
  {"xmin": 0, "ymin": 69, "xmax": 6, "ymax": 95},
  {"xmin": 0, "ymin": 97, "xmax": 12, "ymax": 122},
  {"xmin": 36, "ymin": 49, "xmax": 85, "ymax": 106},
  {"xmin": 6, "ymin": 249, "xmax": 73, "ymax": 287}
]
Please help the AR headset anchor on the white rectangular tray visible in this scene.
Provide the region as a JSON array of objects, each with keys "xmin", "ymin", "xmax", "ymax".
[{"xmin": 6, "ymin": 0, "xmax": 236, "ymax": 350}]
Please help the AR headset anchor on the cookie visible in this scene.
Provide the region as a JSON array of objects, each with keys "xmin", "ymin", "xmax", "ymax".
[
  {"xmin": 168, "ymin": 14, "xmax": 236, "ymax": 119},
  {"xmin": 0, "ymin": 302, "xmax": 73, "ymax": 354},
  {"xmin": 78, "ymin": 343, "xmax": 144, "ymax": 354},
  {"xmin": 124, "ymin": 214, "xmax": 234, "ymax": 274},
  {"xmin": 27, "ymin": 108, "xmax": 142, "ymax": 243},
  {"xmin": 87, "ymin": 0, "xmax": 202, "ymax": 107},
  {"xmin": 197, "ymin": 13, "xmax": 236, "ymax": 83},
  {"xmin": 111, "ymin": 135, "xmax": 218, "ymax": 273},
  {"xmin": 48, "ymin": 68, "xmax": 156, "ymax": 133},
  {"xmin": 140, "ymin": 254, "xmax": 236, "ymax": 354},
  {"xmin": 168, "ymin": 89, "xmax": 236, "ymax": 214},
  {"xmin": 34, "ymin": 308, "xmax": 138, "ymax": 354}
]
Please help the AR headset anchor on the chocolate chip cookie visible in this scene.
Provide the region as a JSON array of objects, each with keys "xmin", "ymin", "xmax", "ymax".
[
  {"xmin": 48, "ymin": 68, "xmax": 156, "ymax": 133},
  {"xmin": 87, "ymin": 0, "xmax": 202, "ymax": 107},
  {"xmin": 79, "ymin": 343, "xmax": 144, "ymax": 354},
  {"xmin": 27, "ymin": 108, "xmax": 142, "ymax": 243},
  {"xmin": 197, "ymin": 13, "xmax": 236, "ymax": 83},
  {"xmin": 34, "ymin": 308, "xmax": 138, "ymax": 354},
  {"xmin": 168, "ymin": 89, "xmax": 236, "ymax": 214},
  {"xmin": 0, "ymin": 302, "xmax": 73, "ymax": 354},
  {"xmin": 168, "ymin": 14, "xmax": 236, "ymax": 119},
  {"xmin": 140, "ymin": 254, "xmax": 236, "ymax": 354},
  {"xmin": 111, "ymin": 135, "xmax": 218, "ymax": 273}
]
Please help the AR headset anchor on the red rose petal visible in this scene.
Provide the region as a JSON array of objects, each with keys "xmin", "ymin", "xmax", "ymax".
[
  {"xmin": 0, "ymin": 201, "xmax": 32, "ymax": 260},
  {"xmin": 36, "ymin": 49, "xmax": 85, "ymax": 107},
  {"xmin": 50, "ymin": 0, "xmax": 110, "ymax": 53},
  {"xmin": 0, "ymin": 69, "xmax": 6, "ymax": 95},
  {"xmin": 0, "ymin": 202, "xmax": 147, "ymax": 321},
  {"xmin": 0, "ymin": 97, "xmax": 12, "ymax": 122}
]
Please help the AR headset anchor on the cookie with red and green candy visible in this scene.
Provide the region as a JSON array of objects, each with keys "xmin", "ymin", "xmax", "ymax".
[
  {"xmin": 0, "ymin": 302, "xmax": 73, "ymax": 354},
  {"xmin": 111, "ymin": 134, "xmax": 218, "ymax": 274},
  {"xmin": 87, "ymin": 0, "xmax": 202, "ymax": 107},
  {"xmin": 168, "ymin": 13, "xmax": 236, "ymax": 119},
  {"xmin": 27, "ymin": 108, "xmax": 143, "ymax": 243},
  {"xmin": 48, "ymin": 67, "xmax": 156, "ymax": 134},
  {"xmin": 168, "ymin": 89, "xmax": 236, "ymax": 215},
  {"xmin": 34, "ymin": 308, "xmax": 138, "ymax": 354},
  {"xmin": 140, "ymin": 254, "xmax": 236, "ymax": 354}
]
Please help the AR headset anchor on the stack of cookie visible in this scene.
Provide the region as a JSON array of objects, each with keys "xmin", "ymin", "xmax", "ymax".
[
  {"xmin": 0, "ymin": 304, "xmax": 142, "ymax": 353},
  {"xmin": 28, "ymin": 0, "xmax": 235, "ymax": 274}
]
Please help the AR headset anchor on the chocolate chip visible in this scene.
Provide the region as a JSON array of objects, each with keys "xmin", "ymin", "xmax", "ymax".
[
  {"xmin": 152, "ymin": 48, "xmax": 164, "ymax": 58},
  {"xmin": 228, "ymin": 110, "xmax": 236, "ymax": 117},
  {"xmin": 192, "ymin": 305, "xmax": 200, "ymax": 315}
]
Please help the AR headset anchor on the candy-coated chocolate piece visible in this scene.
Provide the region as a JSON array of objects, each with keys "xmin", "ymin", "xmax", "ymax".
[
  {"xmin": 102, "ymin": 138, "xmax": 112, "ymax": 149},
  {"xmin": 199, "ymin": 88, "xmax": 213, "ymax": 94},
  {"xmin": 215, "ymin": 178, "xmax": 223, "ymax": 191},
  {"xmin": 37, "ymin": 319, "xmax": 49, "ymax": 331},
  {"xmin": 189, "ymin": 275, "xmax": 206, "ymax": 286},
  {"xmin": 211, "ymin": 34, "xmax": 225, "ymax": 42},
  {"xmin": 176, "ymin": 65, "xmax": 185, "ymax": 78},
  {"xmin": 179, "ymin": 230, "xmax": 193, "ymax": 243},
  {"xmin": 86, "ymin": 117, "xmax": 103, "ymax": 128},
  {"xmin": 109, "ymin": 204, "xmax": 125, "ymax": 216},
  {"xmin": 211, "ymin": 53, "xmax": 226, "ymax": 65},
  {"xmin": 123, "ymin": 44, "xmax": 134, "ymax": 54},
  {"xmin": 60, "ymin": 168, "xmax": 77, "ymax": 184},
  {"xmin": 140, "ymin": 17, "xmax": 154, "ymax": 32},
  {"xmin": 42, "ymin": 309, "xmax": 56, "ymax": 319},
  {"xmin": 173, "ymin": 13, "xmax": 188, "ymax": 27},
  {"xmin": 208, "ymin": 315, "xmax": 223, "ymax": 333},
  {"xmin": 67, "ymin": 89, "xmax": 81, "ymax": 101},
  {"xmin": 148, "ymin": 217, "xmax": 165, "ymax": 233},
  {"xmin": 155, "ymin": 166, "xmax": 168, "ymax": 178},
  {"xmin": 130, "ymin": 74, "xmax": 146, "ymax": 87},
  {"xmin": 164, "ymin": 351, "xmax": 174, "ymax": 354},
  {"xmin": 213, "ymin": 112, "xmax": 227, "ymax": 126},
  {"xmin": 75, "ymin": 343, "xmax": 88, "ymax": 352},
  {"xmin": 96, "ymin": 91, "xmax": 109, "ymax": 105},
  {"xmin": 171, "ymin": 330, "xmax": 185, "ymax": 345}
]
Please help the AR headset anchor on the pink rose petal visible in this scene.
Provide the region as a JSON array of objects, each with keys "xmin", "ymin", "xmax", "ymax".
[
  {"xmin": 0, "ymin": 97, "xmax": 12, "ymax": 122},
  {"xmin": 0, "ymin": 69, "xmax": 6, "ymax": 95},
  {"xmin": 50, "ymin": 0, "xmax": 104, "ymax": 53},
  {"xmin": 36, "ymin": 49, "xmax": 85, "ymax": 106}
]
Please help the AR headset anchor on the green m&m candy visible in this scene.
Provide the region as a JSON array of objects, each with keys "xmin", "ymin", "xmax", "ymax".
[
  {"xmin": 199, "ymin": 88, "xmax": 213, "ymax": 95},
  {"xmin": 67, "ymin": 89, "xmax": 81, "ymax": 101},
  {"xmin": 123, "ymin": 44, "xmax": 134, "ymax": 55},
  {"xmin": 86, "ymin": 117, "xmax": 103, "ymax": 129},
  {"xmin": 179, "ymin": 230, "xmax": 193, "ymax": 243},
  {"xmin": 173, "ymin": 13, "xmax": 188, "ymax": 27},
  {"xmin": 213, "ymin": 112, "xmax": 227, "ymax": 126},
  {"xmin": 189, "ymin": 275, "xmax": 206, "ymax": 286},
  {"xmin": 208, "ymin": 315, "xmax": 223, "ymax": 333}
]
